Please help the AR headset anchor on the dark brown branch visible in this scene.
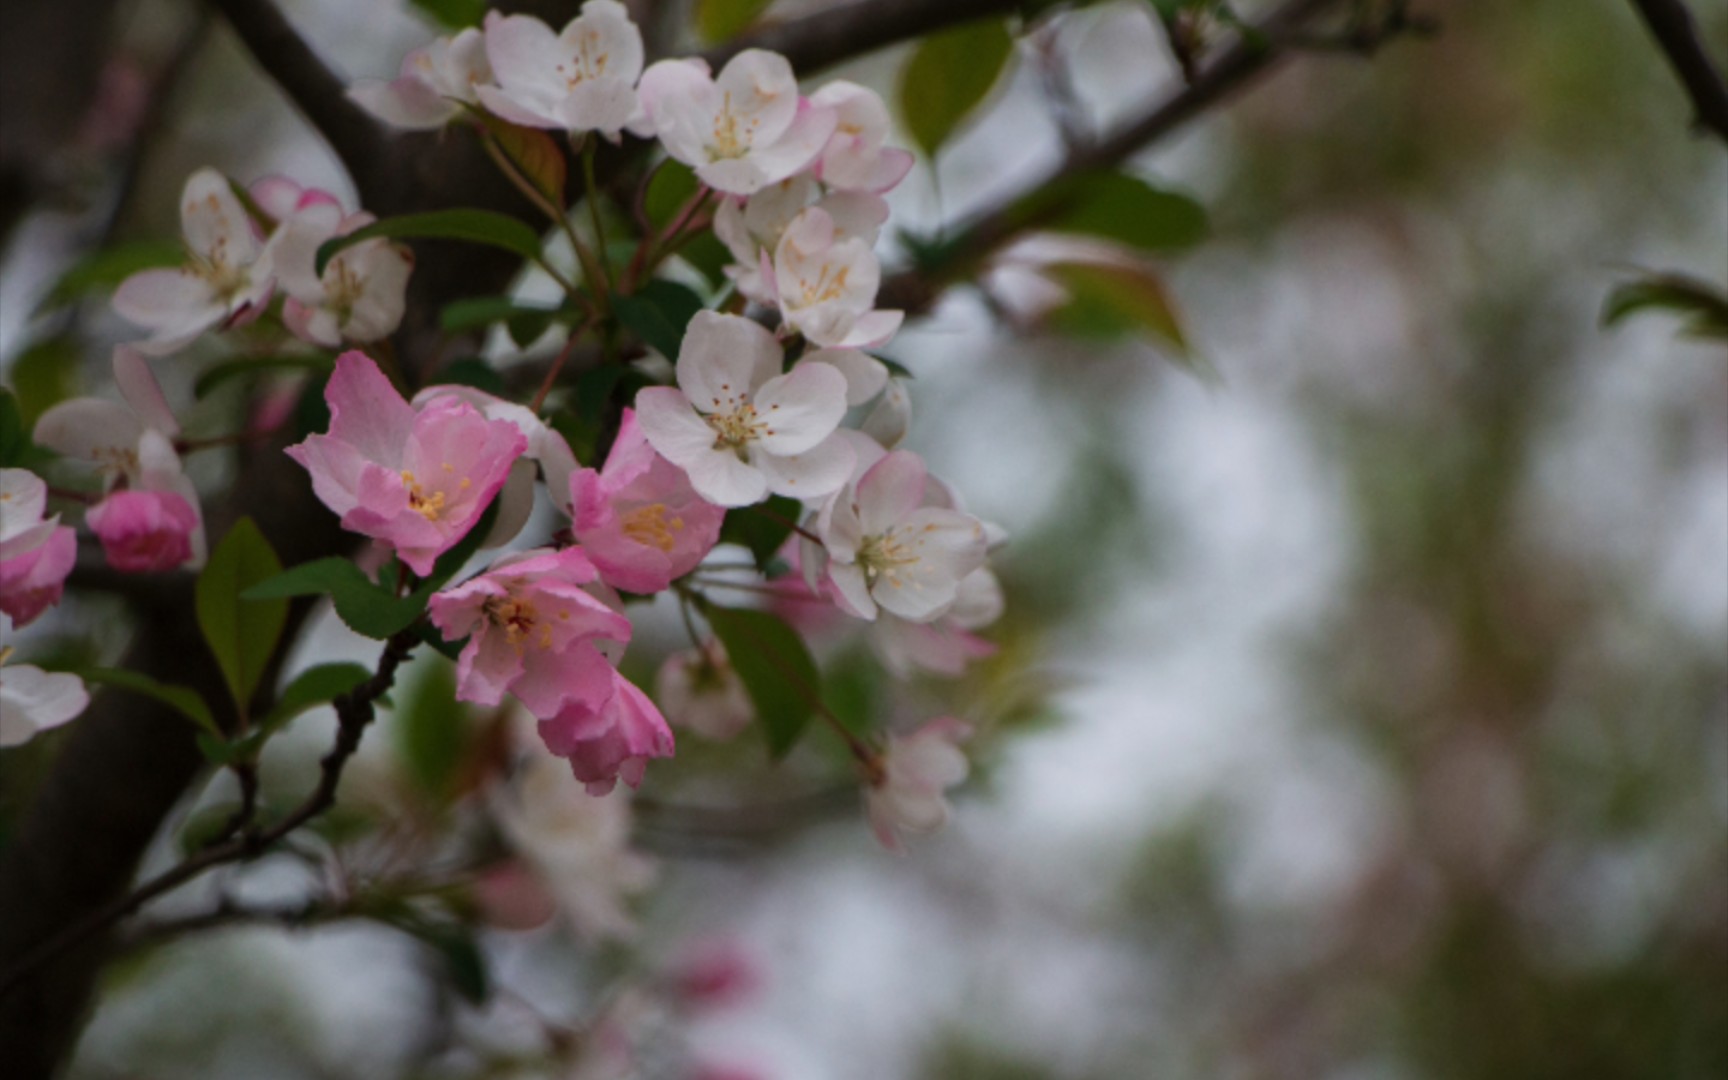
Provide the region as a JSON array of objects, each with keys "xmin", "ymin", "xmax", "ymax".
[
  {"xmin": 206, "ymin": 0, "xmax": 387, "ymax": 190},
  {"xmin": 880, "ymin": 0, "xmax": 1349, "ymax": 313},
  {"xmin": 705, "ymin": 0, "xmax": 1026, "ymax": 73},
  {"xmin": 0, "ymin": 629, "xmax": 416, "ymax": 1003},
  {"xmin": 1626, "ymin": 0, "xmax": 1728, "ymax": 141}
]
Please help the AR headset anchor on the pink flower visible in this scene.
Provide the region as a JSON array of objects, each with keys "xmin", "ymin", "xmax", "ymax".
[
  {"xmin": 85, "ymin": 489, "xmax": 199, "ymax": 573},
  {"xmin": 866, "ymin": 717, "xmax": 972, "ymax": 854},
  {"xmin": 0, "ymin": 469, "xmax": 77, "ymax": 627},
  {"xmin": 348, "ymin": 27, "xmax": 492, "ymax": 131},
  {"xmin": 538, "ymin": 664, "xmax": 674, "ymax": 795},
  {"xmin": 809, "ymin": 80, "xmax": 915, "ymax": 194},
  {"xmin": 286, "ymin": 352, "xmax": 526, "ymax": 575},
  {"xmin": 428, "ymin": 547, "xmax": 632, "ymax": 717},
  {"xmin": 569, "ymin": 408, "xmax": 725, "ymax": 594}
]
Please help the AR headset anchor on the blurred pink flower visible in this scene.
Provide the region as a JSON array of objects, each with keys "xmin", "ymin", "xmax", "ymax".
[
  {"xmin": 0, "ymin": 469, "xmax": 76, "ymax": 627},
  {"xmin": 85, "ymin": 489, "xmax": 198, "ymax": 573},
  {"xmin": 866, "ymin": 716, "xmax": 972, "ymax": 854}
]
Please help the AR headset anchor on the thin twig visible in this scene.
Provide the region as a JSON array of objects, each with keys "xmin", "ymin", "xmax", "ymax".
[
  {"xmin": 1626, "ymin": 0, "xmax": 1728, "ymax": 141},
  {"xmin": 0, "ymin": 629, "xmax": 417, "ymax": 1001}
]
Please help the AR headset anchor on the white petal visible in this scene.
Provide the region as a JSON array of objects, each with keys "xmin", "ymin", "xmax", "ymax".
[
  {"xmin": 635, "ymin": 386, "xmax": 717, "ymax": 467},
  {"xmin": 713, "ymin": 49, "xmax": 799, "ymax": 147},
  {"xmin": 0, "ymin": 468, "xmax": 49, "ymax": 537},
  {"xmin": 481, "ymin": 458, "xmax": 538, "ymax": 549},
  {"xmin": 752, "ymin": 431, "xmax": 853, "ymax": 501},
  {"xmin": 675, "ymin": 311, "xmax": 782, "ymax": 410},
  {"xmin": 799, "ymin": 347, "xmax": 886, "ymax": 406},
  {"xmin": 835, "ymin": 309, "xmax": 903, "ymax": 349},
  {"xmin": 179, "ymin": 167, "xmax": 260, "ymax": 267},
  {"xmin": 0, "ymin": 665, "xmax": 88, "ymax": 747},
  {"xmin": 111, "ymin": 268, "xmax": 224, "ymax": 344},
  {"xmin": 33, "ymin": 399, "xmax": 143, "ymax": 462},
  {"xmin": 680, "ymin": 447, "xmax": 768, "ymax": 507},
  {"xmin": 826, "ymin": 560, "xmax": 876, "ymax": 621},
  {"xmin": 745, "ymin": 101, "xmax": 838, "ymax": 188},
  {"xmin": 855, "ymin": 450, "xmax": 926, "ymax": 536},
  {"xmin": 347, "ymin": 78, "xmax": 458, "ymax": 130},
  {"xmin": 752, "ymin": 363, "xmax": 848, "ymax": 455},
  {"xmin": 112, "ymin": 347, "xmax": 179, "ymax": 436}
]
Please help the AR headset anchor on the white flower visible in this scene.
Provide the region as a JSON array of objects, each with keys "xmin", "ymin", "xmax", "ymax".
[
  {"xmin": 33, "ymin": 348, "xmax": 206, "ymax": 567},
  {"xmin": 865, "ymin": 717, "xmax": 971, "ymax": 854},
  {"xmin": 809, "ymin": 80, "xmax": 915, "ymax": 194},
  {"xmin": 714, "ymin": 176, "xmax": 888, "ymax": 307},
  {"xmin": 0, "ymin": 660, "xmax": 89, "ymax": 748},
  {"xmin": 818, "ymin": 450, "xmax": 988, "ymax": 623},
  {"xmin": 111, "ymin": 168, "xmax": 274, "ymax": 355},
  {"xmin": 268, "ymin": 202, "xmax": 413, "ymax": 348},
  {"xmin": 477, "ymin": 3, "xmax": 643, "ymax": 138},
  {"xmin": 635, "ymin": 50, "xmax": 836, "ymax": 195},
  {"xmin": 870, "ymin": 566, "xmax": 1003, "ymax": 678},
  {"xmin": 775, "ymin": 207, "xmax": 902, "ymax": 348},
  {"xmin": 655, "ymin": 641, "xmax": 753, "ymax": 741},
  {"xmin": 635, "ymin": 311, "xmax": 853, "ymax": 507},
  {"xmin": 491, "ymin": 737, "xmax": 656, "ymax": 940},
  {"xmin": 348, "ymin": 27, "xmax": 492, "ymax": 130}
]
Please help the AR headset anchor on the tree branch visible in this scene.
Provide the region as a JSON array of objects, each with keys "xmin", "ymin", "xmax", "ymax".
[
  {"xmin": 705, "ymin": 0, "xmax": 1026, "ymax": 73},
  {"xmin": 880, "ymin": 0, "xmax": 1350, "ymax": 313},
  {"xmin": 205, "ymin": 0, "xmax": 386, "ymax": 189},
  {"xmin": 0, "ymin": 629, "xmax": 417, "ymax": 1002},
  {"xmin": 1626, "ymin": 0, "xmax": 1728, "ymax": 142}
]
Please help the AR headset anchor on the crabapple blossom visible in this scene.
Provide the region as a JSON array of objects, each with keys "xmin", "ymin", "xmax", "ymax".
[
  {"xmin": 713, "ymin": 175, "xmax": 888, "ymax": 305},
  {"xmin": 569, "ymin": 408, "xmax": 725, "ymax": 594},
  {"xmin": 413, "ymin": 383, "xmax": 580, "ymax": 547},
  {"xmin": 111, "ymin": 168, "xmax": 273, "ymax": 354},
  {"xmin": 84, "ymin": 490, "xmax": 200, "ymax": 573},
  {"xmin": 634, "ymin": 51, "xmax": 836, "ymax": 195},
  {"xmin": 774, "ymin": 206, "xmax": 902, "ymax": 348},
  {"xmin": 654, "ymin": 640, "xmax": 753, "ymax": 741},
  {"xmin": 818, "ymin": 450, "xmax": 990, "ymax": 622},
  {"xmin": 285, "ymin": 352, "xmax": 525, "ymax": 575},
  {"xmin": 0, "ymin": 469, "xmax": 76, "ymax": 628},
  {"xmin": 0, "ymin": 659, "xmax": 89, "ymax": 748},
  {"xmin": 809, "ymin": 80, "xmax": 915, "ymax": 194},
  {"xmin": 537, "ymin": 662, "xmax": 674, "ymax": 795},
  {"xmin": 870, "ymin": 566, "xmax": 1004, "ymax": 678},
  {"xmin": 265, "ymin": 197, "xmax": 413, "ymax": 348},
  {"xmin": 348, "ymin": 27, "xmax": 492, "ymax": 130},
  {"xmin": 865, "ymin": 716, "xmax": 972, "ymax": 853},
  {"xmin": 635, "ymin": 311, "xmax": 853, "ymax": 507},
  {"xmin": 489, "ymin": 732, "xmax": 657, "ymax": 937},
  {"xmin": 428, "ymin": 547, "xmax": 632, "ymax": 717},
  {"xmin": 478, "ymin": 3, "xmax": 644, "ymax": 138},
  {"xmin": 859, "ymin": 376, "xmax": 912, "ymax": 448},
  {"xmin": 34, "ymin": 348, "xmax": 207, "ymax": 571}
]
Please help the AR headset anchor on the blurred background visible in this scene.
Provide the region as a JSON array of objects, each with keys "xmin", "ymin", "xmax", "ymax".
[{"xmin": 2, "ymin": 0, "xmax": 1724, "ymax": 1077}]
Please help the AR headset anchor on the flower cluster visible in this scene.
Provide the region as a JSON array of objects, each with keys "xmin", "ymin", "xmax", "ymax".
[
  {"xmin": 10, "ymin": 1, "xmax": 1000, "ymax": 847},
  {"xmin": 111, "ymin": 170, "xmax": 412, "ymax": 356}
]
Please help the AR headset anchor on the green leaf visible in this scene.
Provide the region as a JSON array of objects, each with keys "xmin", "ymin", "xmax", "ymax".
[
  {"xmin": 644, "ymin": 160, "xmax": 701, "ymax": 230},
  {"xmin": 262, "ymin": 662, "xmax": 371, "ymax": 733},
  {"xmin": 316, "ymin": 210, "xmax": 543, "ymax": 277},
  {"xmin": 1, "ymin": 389, "xmax": 34, "ymax": 468},
  {"xmin": 1602, "ymin": 273, "xmax": 1728, "ymax": 340},
  {"xmin": 79, "ymin": 666, "xmax": 219, "ymax": 736},
  {"xmin": 35, "ymin": 240, "xmax": 183, "ymax": 314},
  {"xmin": 424, "ymin": 926, "xmax": 490, "ymax": 1004},
  {"xmin": 705, "ymin": 606, "xmax": 821, "ymax": 760},
  {"xmin": 477, "ymin": 114, "xmax": 568, "ymax": 208},
  {"xmin": 1037, "ymin": 172, "xmax": 1208, "ymax": 255},
  {"xmin": 1047, "ymin": 260, "xmax": 1195, "ymax": 363},
  {"xmin": 196, "ymin": 519, "xmax": 288, "ymax": 716},
  {"xmin": 393, "ymin": 657, "xmax": 467, "ymax": 802},
  {"xmin": 899, "ymin": 19, "xmax": 1016, "ymax": 159},
  {"xmin": 408, "ymin": 0, "xmax": 487, "ymax": 31},
  {"xmin": 244, "ymin": 558, "xmax": 425, "ymax": 640},
  {"xmin": 718, "ymin": 496, "xmax": 803, "ymax": 573},
  {"xmin": 870, "ymin": 353, "xmax": 916, "ymax": 380},
  {"xmin": 193, "ymin": 355, "xmax": 333, "ymax": 400},
  {"xmin": 696, "ymin": 0, "xmax": 774, "ymax": 43},
  {"xmin": 8, "ymin": 336, "xmax": 79, "ymax": 427},
  {"xmin": 615, "ymin": 279, "xmax": 705, "ymax": 360}
]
